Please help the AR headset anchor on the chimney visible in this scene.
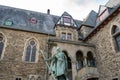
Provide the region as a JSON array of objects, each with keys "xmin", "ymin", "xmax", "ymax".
[{"xmin": 47, "ymin": 9, "xmax": 50, "ymax": 15}]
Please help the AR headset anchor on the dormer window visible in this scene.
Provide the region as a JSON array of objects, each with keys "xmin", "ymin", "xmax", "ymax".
[
  {"xmin": 63, "ymin": 16, "xmax": 71, "ymax": 23},
  {"xmin": 4, "ymin": 20, "xmax": 13, "ymax": 26},
  {"xmin": 30, "ymin": 18, "xmax": 37, "ymax": 24},
  {"xmin": 63, "ymin": 16, "xmax": 72, "ymax": 26}
]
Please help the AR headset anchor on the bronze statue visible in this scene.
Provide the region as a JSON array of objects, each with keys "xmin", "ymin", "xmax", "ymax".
[{"xmin": 46, "ymin": 47, "xmax": 69, "ymax": 80}]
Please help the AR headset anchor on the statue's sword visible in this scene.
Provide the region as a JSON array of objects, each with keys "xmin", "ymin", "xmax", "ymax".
[{"xmin": 40, "ymin": 50, "xmax": 57, "ymax": 80}]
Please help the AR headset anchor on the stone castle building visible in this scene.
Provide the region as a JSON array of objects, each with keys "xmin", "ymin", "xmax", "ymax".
[{"xmin": 0, "ymin": 0, "xmax": 120, "ymax": 80}]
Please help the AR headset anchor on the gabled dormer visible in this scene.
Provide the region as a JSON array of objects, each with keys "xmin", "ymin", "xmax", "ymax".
[
  {"xmin": 96, "ymin": 5, "xmax": 110, "ymax": 24},
  {"xmin": 54, "ymin": 12, "xmax": 81, "ymax": 41},
  {"xmin": 56, "ymin": 12, "xmax": 78, "ymax": 27}
]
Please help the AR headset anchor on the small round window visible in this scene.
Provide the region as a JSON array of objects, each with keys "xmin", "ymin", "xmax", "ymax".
[{"xmin": 29, "ymin": 18, "xmax": 37, "ymax": 24}]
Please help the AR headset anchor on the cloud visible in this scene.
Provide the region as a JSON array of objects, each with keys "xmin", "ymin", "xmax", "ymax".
[
  {"xmin": 0, "ymin": 0, "xmax": 108, "ymax": 20},
  {"xmin": 62, "ymin": 0, "xmax": 100, "ymax": 20}
]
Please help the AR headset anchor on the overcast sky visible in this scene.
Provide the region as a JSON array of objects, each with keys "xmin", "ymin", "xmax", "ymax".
[{"xmin": 0, "ymin": 0, "xmax": 109, "ymax": 20}]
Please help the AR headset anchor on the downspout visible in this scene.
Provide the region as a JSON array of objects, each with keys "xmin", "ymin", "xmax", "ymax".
[{"xmin": 45, "ymin": 34, "xmax": 50, "ymax": 80}]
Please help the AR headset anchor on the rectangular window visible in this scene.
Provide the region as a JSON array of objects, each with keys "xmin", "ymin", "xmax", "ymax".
[
  {"xmin": 63, "ymin": 17, "xmax": 71, "ymax": 23},
  {"xmin": 16, "ymin": 78, "xmax": 21, "ymax": 80},
  {"xmin": 67, "ymin": 33, "xmax": 72, "ymax": 40},
  {"xmin": 61, "ymin": 33, "xmax": 66, "ymax": 40},
  {"xmin": 112, "ymin": 78, "xmax": 118, "ymax": 80}
]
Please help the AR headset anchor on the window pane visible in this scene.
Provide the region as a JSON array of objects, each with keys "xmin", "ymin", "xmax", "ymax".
[
  {"xmin": 25, "ymin": 45, "xmax": 31, "ymax": 61},
  {"xmin": 16, "ymin": 78, "xmax": 21, "ymax": 80},
  {"xmin": 63, "ymin": 17, "xmax": 71, "ymax": 23},
  {"xmin": 61, "ymin": 33, "xmax": 66, "ymax": 40},
  {"xmin": 0, "ymin": 42, "xmax": 4, "ymax": 58},
  {"xmin": 115, "ymin": 35, "xmax": 120, "ymax": 51},
  {"xmin": 113, "ymin": 26, "xmax": 119, "ymax": 34},
  {"xmin": 67, "ymin": 33, "xmax": 71, "ymax": 40},
  {"xmin": 31, "ymin": 46, "xmax": 36, "ymax": 62}
]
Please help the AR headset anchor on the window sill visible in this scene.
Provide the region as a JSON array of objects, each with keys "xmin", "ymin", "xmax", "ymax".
[{"xmin": 23, "ymin": 61, "xmax": 38, "ymax": 63}]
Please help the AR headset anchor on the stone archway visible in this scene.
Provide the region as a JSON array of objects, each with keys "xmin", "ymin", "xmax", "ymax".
[
  {"xmin": 87, "ymin": 51, "xmax": 96, "ymax": 67},
  {"xmin": 62, "ymin": 50, "xmax": 72, "ymax": 80},
  {"xmin": 76, "ymin": 50, "xmax": 84, "ymax": 70}
]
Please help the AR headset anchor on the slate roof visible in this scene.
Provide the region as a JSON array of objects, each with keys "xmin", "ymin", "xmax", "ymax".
[
  {"xmin": 82, "ymin": 10, "xmax": 97, "ymax": 27},
  {"xmin": 0, "ymin": 5, "xmax": 82, "ymax": 35},
  {"xmin": 80, "ymin": 0, "xmax": 120, "ymax": 28},
  {"xmin": 106, "ymin": 0, "xmax": 120, "ymax": 7}
]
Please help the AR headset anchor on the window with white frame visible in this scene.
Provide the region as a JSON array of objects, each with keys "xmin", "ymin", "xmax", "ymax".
[
  {"xmin": 63, "ymin": 16, "xmax": 72, "ymax": 26},
  {"xmin": 63, "ymin": 17, "xmax": 71, "ymax": 23},
  {"xmin": 25, "ymin": 40, "xmax": 37, "ymax": 62},
  {"xmin": 61, "ymin": 32, "xmax": 72, "ymax": 40}
]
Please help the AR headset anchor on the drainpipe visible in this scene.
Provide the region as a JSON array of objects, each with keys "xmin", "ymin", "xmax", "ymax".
[{"xmin": 45, "ymin": 34, "xmax": 50, "ymax": 80}]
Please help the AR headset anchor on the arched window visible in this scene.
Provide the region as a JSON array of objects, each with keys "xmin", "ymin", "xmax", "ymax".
[
  {"xmin": 62, "ymin": 50, "xmax": 72, "ymax": 80},
  {"xmin": 112, "ymin": 25, "xmax": 120, "ymax": 51},
  {"xmin": 25, "ymin": 40, "xmax": 37, "ymax": 62},
  {"xmin": 112, "ymin": 25, "xmax": 119, "ymax": 34},
  {"xmin": 63, "ymin": 51, "xmax": 72, "ymax": 69},
  {"xmin": 87, "ymin": 52, "xmax": 96, "ymax": 67},
  {"xmin": 76, "ymin": 51, "xmax": 84, "ymax": 70},
  {"xmin": 0, "ymin": 33, "xmax": 5, "ymax": 59}
]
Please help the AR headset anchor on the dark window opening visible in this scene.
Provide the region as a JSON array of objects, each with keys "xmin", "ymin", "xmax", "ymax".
[
  {"xmin": 112, "ymin": 78, "xmax": 118, "ymax": 80},
  {"xmin": 87, "ymin": 78, "xmax": 98, "ymax": 80},
  {"xmin": 112, "ymin": 25, "xmax": 119, "ymax": 34},
  {"xmin": 115, "ymin": 35, "xmax": 120, "ymax": 51},
  {"xmin": 87, "ymin": 52, "xmax": 96, "ymax": 67},
  {"xmin": 63, "ymin": 51, "xmax": 72, "ymax": 69},
  {"xmin": 76, "ymin": 51, "xmax": 84, "ymax": 70},
  {"xmin": 0, "ymin": 36, "xmax": 4, "ymax": 59},
  {"xmin": 16, "ymin": 78, "xmax": 21, "ymax": 80}
]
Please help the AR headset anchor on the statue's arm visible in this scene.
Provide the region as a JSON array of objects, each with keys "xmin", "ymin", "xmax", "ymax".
[{"xmin": 45, "ymin": 54, "xmax": 56, "ymax": 61}]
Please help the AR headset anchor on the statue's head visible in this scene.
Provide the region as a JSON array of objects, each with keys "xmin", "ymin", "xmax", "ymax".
[{"xmin": 56, "ymin": 47, "xmax": 61, "ymax": 52}]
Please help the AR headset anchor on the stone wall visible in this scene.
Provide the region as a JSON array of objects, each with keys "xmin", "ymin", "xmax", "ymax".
[
  {"xmin": 87, "ymin": 13, "xmax": 120, "ymax": 80},
  {"xmin": 0, "ymin": 28, "xmax": 49, "ymax": 80},
  {"xmin": 80, "ymin": 26, "xmax": 93, "ymax": 38},
  {"xmin": 55, "ymin": 25, "xmax": 78, "ymax": 41}
]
